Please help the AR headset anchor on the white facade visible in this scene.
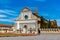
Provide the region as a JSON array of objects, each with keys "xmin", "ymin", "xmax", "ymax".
[{"xmin": 14, "ymin": 7, "xmax": 38, "ymax": 34}]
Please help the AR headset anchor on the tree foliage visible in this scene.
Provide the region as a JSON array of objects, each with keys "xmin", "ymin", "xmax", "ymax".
[
  {"xmin": 40, "ymin": 16, "xmax": 57, "ymax": 28},
  {"xmin": 48, "ymin": 20, "xmax": 51, "ymax": 28},
  {"xmin": 40, "ymin": 16, "xmax": 47, "ymax": 28}
]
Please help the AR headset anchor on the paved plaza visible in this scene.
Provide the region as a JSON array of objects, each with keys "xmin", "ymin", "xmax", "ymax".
[{"xmin": 0, "ymin": 34, "xmax": 60, "ymax": 40}]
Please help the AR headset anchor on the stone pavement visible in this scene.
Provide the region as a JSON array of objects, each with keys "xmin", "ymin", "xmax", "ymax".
[{"xmin": 0, "ymin": 34, "xmax": 60, "ymax": 40}]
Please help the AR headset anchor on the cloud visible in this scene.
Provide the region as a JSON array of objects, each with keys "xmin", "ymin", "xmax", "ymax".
[
  {"xmin": 0, "ymin": 9, "xmax": 18, "ymax": 23},
  {"xmin": 0, "ymin": 10, "xmax": 17, "ymax": 16},
  {"xmin": 4, "ymin": 10, "xmax": 17, "ymax": 13},
  {"xmin": 0, "ymin": 19, "xmax": 15, "ymax": 22},
  {"xmin": 0, "ymin": 15, "xmax": 7, "ymax": 17}
]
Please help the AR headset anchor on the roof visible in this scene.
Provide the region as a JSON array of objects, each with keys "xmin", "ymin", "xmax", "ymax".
[
  {"xmin": 21, "ymin": 7, "xmax": 31, "ymax": 12},
  {"xmin": 33, "ymin": 13, "xmax": 49, "ymax": 22},
  {"xmin": 33, "ymin": 13, "xmax": 41, "ymax": 18},
  {"xmin": 0, "ymin": 24, "xmax": 12, "ymax": 28}
]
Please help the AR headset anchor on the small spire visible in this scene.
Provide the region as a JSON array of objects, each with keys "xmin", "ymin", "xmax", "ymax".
[{"xmin": 34, "ymin": 7, "xmax": 38, "ymax": 15}]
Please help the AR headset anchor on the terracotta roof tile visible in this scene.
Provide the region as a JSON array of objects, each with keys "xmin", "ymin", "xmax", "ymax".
[{"xmin": 0, "ymin": 24, "xmax": 12, "ymax": 28}]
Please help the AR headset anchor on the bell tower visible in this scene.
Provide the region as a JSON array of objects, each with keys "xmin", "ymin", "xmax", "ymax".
[{"xmin": 34, "ymin": 7, "xmax": 38, "ymax": 15}]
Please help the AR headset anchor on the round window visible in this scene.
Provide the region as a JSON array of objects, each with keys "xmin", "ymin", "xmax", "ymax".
[{"xmin": 25, "ymin": 15, "xmax": 28, "ymax": 19}]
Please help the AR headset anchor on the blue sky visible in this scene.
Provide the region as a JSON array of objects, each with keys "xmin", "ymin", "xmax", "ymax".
[{"xmin": 0, "ymin": 0, "xmax": 60, "ymax": 26}]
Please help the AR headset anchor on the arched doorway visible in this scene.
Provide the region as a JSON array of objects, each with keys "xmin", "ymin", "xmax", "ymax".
[{"xmin": 23, "ymin": 25, "xmax": 27, "ymax": 33}]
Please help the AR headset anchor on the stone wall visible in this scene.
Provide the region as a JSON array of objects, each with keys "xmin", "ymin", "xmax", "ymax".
[{"xmin": 40, "ymin": 28, "xmax": 60, "ymax": 33}]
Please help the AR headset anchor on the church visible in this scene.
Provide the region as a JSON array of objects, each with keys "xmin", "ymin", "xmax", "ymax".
[
  {"xmin": 0, "ymin": 7, "xmax": 57, "ymax": 34},
  {"xmin": 14, "ymin": 7, "xmax": 41, "ymax": 34}
]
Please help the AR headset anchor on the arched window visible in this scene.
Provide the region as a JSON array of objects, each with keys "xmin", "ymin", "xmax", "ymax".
[{"xmin": 24, "ymin": 15, "xmax": 28, "ymax": 19}]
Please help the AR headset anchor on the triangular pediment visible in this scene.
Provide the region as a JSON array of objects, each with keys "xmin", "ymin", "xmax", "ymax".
[{"xmin": 21, "ymin": 7, "xmax": 31, "ymax": 12}]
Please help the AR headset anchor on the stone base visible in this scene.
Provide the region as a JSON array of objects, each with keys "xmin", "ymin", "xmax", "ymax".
[{"xmin": 0, "ymin": 33, "xmax": 39, "ymax": 37}]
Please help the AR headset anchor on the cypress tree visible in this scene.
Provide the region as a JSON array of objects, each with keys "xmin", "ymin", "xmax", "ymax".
[{"xmin": 48, "ymin": 20, "xmax": 51, "ymax": 28}]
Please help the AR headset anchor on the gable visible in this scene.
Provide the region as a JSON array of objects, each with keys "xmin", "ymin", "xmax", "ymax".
[
  {"xmin": 21, "ymin": 7, "xmax": 31, "ymax": 12},
  {"xmin": 15, "ymin": 7, "xmax": 41, "ymax": 21}
]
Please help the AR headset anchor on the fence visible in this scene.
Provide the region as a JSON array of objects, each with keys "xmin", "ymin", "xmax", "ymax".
[{"xmin": 40, "ymin": 28, "xmax": 60, "ymax": 32}]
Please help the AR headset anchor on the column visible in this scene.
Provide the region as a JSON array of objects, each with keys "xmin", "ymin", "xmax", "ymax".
[
  {"xmin": 17, "ymin": 22, "xmax": 19, "ymax": 29},
  {"xmin": 35, "ymin": 22, "xmax": 38, "ymax": 34}
]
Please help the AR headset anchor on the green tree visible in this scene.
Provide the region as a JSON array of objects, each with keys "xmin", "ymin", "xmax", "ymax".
[
  {"xmin": 48, "ymin": 20, "xmax": 52, "ymax": 28},
  {"xmin": 40, "ymin": 16, "xmax": 47, "ymax": 28}
]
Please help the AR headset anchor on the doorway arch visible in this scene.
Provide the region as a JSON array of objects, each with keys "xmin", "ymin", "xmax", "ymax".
[{"xmin": 23, "ymin": 25, "xmax": 27, "ymax": 33}]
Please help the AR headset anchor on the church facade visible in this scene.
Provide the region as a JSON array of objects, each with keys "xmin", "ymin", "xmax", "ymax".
[{"xmin": 14, "ymin": 7, "xmax": 41, "ymax": 34}]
